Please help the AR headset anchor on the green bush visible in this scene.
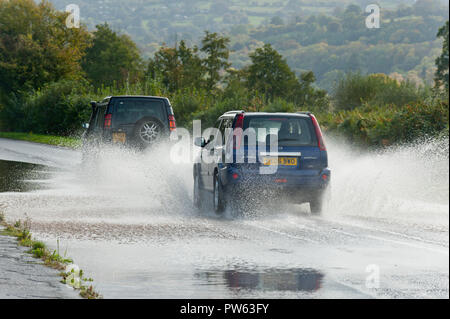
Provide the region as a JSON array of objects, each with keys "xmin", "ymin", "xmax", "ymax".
[
  {"xmin": 170, "ymin": 88, "xmax": 211, "ymax": 128},
  {"xmin": 0, "ymin": 80, "xmax": 92, "ymax": 136},
  {"xmin": 1, "ymin": 73, "xmax": 447, "ymax": 149},
  {"xmin": 192, "ymin": 97, "xmax": 240, "ymax": 129},
  {"xmin": 0, "ymin": 94, "xmax": 27, "ymax": 132},
  {"xmin": 189, "ymin": 83, "xmax": 252, "ymax": 129},
  {"xmin": 320, "ymin": 98, "xmax": 449, "ymax": 146},
  {"xmin": 333, "ymin": 73, "xmax": 426, "ymax": 111},
  {"xmin": 262, "ymin": 98, "xmax": 296, "ymax": 113}
]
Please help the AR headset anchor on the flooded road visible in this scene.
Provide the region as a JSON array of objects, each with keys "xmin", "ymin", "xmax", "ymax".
[
  {"xmin": 0, "ymin": 137, "xmax": 448, "ymax": 299},
  {"xmin": 0, "ymin": 160, "xmax": 51, "ymax": 193}
]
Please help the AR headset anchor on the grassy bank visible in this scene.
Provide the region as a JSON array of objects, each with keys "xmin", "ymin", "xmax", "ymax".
[
  {"xmin": 0, "ymin": 212, "xmax": 101, "ymax": 299},
  {"xmin": 318, "ymin": 99, "xmax": 449, "ymax": 147},
  {"xmin": 0, "ymin": 132, "xmax": 81, "ymax": 149}
]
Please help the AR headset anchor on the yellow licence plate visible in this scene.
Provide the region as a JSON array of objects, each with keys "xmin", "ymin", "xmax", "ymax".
[
  {"xmin": 263, "ymin": 157, "xmax": 298, "ymax": 166},
  {"xmin": 112, "ymin": 132, "xmax": 126, "ymax": 144}
]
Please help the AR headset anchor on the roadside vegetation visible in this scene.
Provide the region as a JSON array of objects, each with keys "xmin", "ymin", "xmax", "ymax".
[
  {"xmin": 320, "ymin": 98, "xmax": 449, "ymax": 147},
  {"xmin": 0, "ymin": 0, "xmax": 448, "ymax": 148},
  {"xmin": 0, "ymin": 212, "xmax": 101, "ymax": 299},
  {"xmin": 0, "ymin": 132, "xmax": 81, "ymax": 148}
]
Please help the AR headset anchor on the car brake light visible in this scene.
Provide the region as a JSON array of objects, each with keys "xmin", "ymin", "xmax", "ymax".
[
  {"xmin": 322, "ymin": 174, "xmax": 328, "ymax": 181},
  {"xmin": 233, "ymin": 113, "xmax": 244, "ymax": 150},
  {"xmin": 168, "ymin": 115, "xmax": 177, "ymax": 132},
  {"xmin": 104, "ymin": 114, "xmax": 112, "ymax": 129},
  {"xmin": 310, "ymin": 114, "xmax": 326, "ymax": 151},
  {"xmin": 232, "ymin": 173, "xmax": 239, "ymax": 180}
]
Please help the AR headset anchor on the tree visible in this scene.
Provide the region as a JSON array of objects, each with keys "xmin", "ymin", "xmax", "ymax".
[
  {"xmin": 327, "ymin": 21, "xmax": 343, "ymax": 33},
  {"xmin": 177, "ymin": 41, "xmax": 204, "ymax": 89},
  {"xmin": 435, "ymin": 21, "xmax": 449, "ymax": 94},
  {"xmin": 147, "ymin": 46, "xmax": 181, "ymax": 91},
  {"xmin": 296, "ymin": 71, "xmax": 329, "ymax": 111},
  {"xmin": 147, "ymin": 40, "xmax": 204, "ymax": 91},
  {"xmin": 246, "ymin": 44, "xmax": 298, "ymax": 102},
  {"xmin": 0, "ymin": 0, "xmax": 91, "ymax": 95},
  {"xmin": 200, "ymin": 32, "xmax": 230, "ymax": 91},
  {"xmin": 82, "ymin": 23, "xmax": 143, "ymax": 88},
  {"xmin": 270, "ymin": 16, "xmax": 284, "ymax": 26},
  {"xmin": 345, "ymin": 4, "xmax": 362, "ymax": 15},
  {"xmin": 346, "ymin": 52, "xmax": 362, "ymax": 73}
]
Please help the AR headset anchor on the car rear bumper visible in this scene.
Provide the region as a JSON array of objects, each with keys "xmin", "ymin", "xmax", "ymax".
[{"xmin": 222, "ymin": 167, "xmax": 330, "ymax": 203}]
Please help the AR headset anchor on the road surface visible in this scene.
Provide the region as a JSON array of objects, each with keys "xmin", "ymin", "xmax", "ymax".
[
  {"xmin": 0, "ymin": 137, "xmax": 448, "ymax": 298},
  {"xmin": 0, "ymin": 226, "xmax": 79, "ymax": 299},
  {"xmin": 0, "ymin": 137, "xmax": 80, "ymax": 168}
]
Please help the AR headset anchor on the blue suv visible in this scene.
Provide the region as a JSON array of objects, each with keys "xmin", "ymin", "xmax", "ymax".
[{"xmin": 193, "ymin": 111, "xmax": 331, "ymax": 215}]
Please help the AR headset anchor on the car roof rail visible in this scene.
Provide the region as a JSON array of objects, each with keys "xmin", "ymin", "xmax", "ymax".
[{"xmin": 223, "ymin": 110, "xmax": 245, "ymax": 116}]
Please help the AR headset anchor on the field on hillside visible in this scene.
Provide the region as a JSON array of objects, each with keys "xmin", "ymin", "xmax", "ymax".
[{"xmin": 47, "ymin": 0, "xmax": 448, "ymax": 90}]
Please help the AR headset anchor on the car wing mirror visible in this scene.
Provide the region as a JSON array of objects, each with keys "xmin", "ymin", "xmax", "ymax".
[
  {"xmin": 194, "ymin": 137, "xmax": 206, "ymax": 148},
  {"xmin": 207, "ymin": 134, "xmax": 216, "ymax": 145}
]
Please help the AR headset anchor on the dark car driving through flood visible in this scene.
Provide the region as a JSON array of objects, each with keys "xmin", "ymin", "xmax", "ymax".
[
  {"xmin": 82, "ymin": 96, "xmax": 177, "ymax": 154},
  {"xmin": 193, "ymin": 111, "xmax": 330, "ymax": 215}
]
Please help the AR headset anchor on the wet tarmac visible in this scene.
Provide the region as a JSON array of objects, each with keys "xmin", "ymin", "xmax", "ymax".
[
  {"xmin": 0, "ymin": 138, "xmax": 448, "ymax": 299},
  {"xmin": 0, "ymin": 160, "xmax": 51, "ymax": 193},
  {"xmin": 0, "ymin": 226, "xmax": 79, "ymax": 299}
]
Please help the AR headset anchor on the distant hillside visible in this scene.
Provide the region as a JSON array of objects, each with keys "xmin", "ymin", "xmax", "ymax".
[
  {"xmin": 48, "ymin": 0, "xmax": 448, "ymax": 90},
  {"xmin": 229, "ymin": 2, "xmax": 448, "ymax": 90},
  {"xmin": 48, "ymin": 0, "xmax": 427, "ymax": 52}
]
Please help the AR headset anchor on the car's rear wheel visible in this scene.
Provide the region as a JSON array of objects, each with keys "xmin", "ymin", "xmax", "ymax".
[
  {"xmin": 310, "ymin": 196, "xmax": 323, "ymax": 216},
  {"xmin": 133, "ymin": 118, "xmax": 164, "ymax": 148},
  {"xmin": 193, "ymin": 173, "xmax": 202, "ymax": 209},
  {"xmin": 310, "ymin": 187, "xmax": 331, "ymax": 216},
  {"xmin": 213, "ymin": 173, "xmax": 225, "ymax": 214}
]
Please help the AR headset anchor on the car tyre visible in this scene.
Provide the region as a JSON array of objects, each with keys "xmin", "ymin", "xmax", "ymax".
[
  {"xmin": 310, "ymin": 195, "xmax": 323, "ymax": 216},
  {"xmin": 133, "ymin": 118, "xmax": 164, "ymax": 149},
  {"xmin": 213, "ymin": 173, "xmax": 226, "ymax": 214},
  {"xmin": 193, "ymin": 173, "xmax": 202, "ymax": 209}
]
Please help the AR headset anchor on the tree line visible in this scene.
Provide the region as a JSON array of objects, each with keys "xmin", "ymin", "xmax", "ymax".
[{"xmin": 0, "ymin": 0, "xmax": 448, "ymax": 147}]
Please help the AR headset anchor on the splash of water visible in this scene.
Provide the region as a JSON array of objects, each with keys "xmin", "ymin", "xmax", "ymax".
[
  {"xmin": 1, "ymin": 136, "xmax": 448, "ymax": 234},
  {"xmin": 325, "ymin": 136, "xmax": 449, "ymax": 227}
]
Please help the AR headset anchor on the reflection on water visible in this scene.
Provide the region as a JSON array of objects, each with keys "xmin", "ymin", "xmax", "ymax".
[
  {"xmin": 197, "ymin": 268, "xmax": 324, "ymax": 293},
  {"xmin": 0, "ymin": 160, "xmax": 50, "ymax": 192}
]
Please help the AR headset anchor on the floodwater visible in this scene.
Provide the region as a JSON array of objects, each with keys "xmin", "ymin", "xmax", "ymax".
[
  {"xmin": 0, "ymin": 137, "xmax": 448, "ymax": 299},
  {"xmin": 0, "ymin": 160, "xmax": 50, "ymax": 193}
]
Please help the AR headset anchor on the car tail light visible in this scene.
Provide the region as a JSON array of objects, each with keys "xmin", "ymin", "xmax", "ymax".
[
  {"xmin": 104, "ymin": 114, "xmax": 112, "ymax": 129},
  {"xmin": 232, "ymin": 173, "xmax": 239, "ymax": 180},
  {"xmin": 310, "ymin": 114, "xmax": 326, "ymax": 151},
  {"xmin": 322, "ymin": 174, "xmax": 328, "ymax": 181},
  {"xmin": 233, "ymin": 113, "xmax": 245, "ymax": 150},
  {"xmin": 168, "ymin": 115, "xmax": 177, "ymax": 132}
]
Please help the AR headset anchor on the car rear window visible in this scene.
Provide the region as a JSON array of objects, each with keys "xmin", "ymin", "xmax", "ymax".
[
  {"xmin": 243, "ymin": 116, "xmax": 317, "ymax": 147},
  {"xmin": 112, "ymin": 98, "xmax": 166, "ymax": 125}
]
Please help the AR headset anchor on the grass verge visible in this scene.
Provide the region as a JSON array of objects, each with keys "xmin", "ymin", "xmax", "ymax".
[
  {"xmin": 0, "ymin": 212, "xmax": 101, "ymax": 299},
  {"xmin": 0, "ymin": 132, "xmax": 81, "ymax": 149}
]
